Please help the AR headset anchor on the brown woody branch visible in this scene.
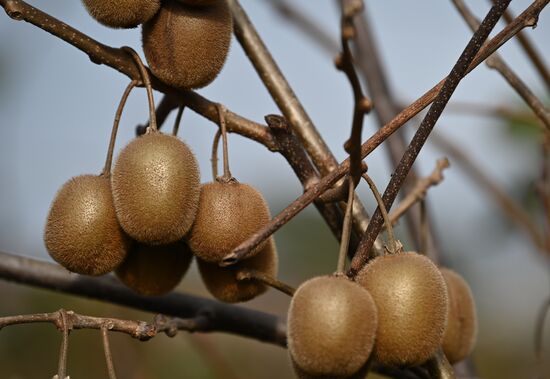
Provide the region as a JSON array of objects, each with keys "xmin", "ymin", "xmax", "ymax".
[
  {"xmin": 452, "ymin": 0, "xmax": 550, "ymax": 132},
  {"xmin": 228, "ymin": 0, "xmax": 544, "ymax": 267},
  {"xmin": 228, "ymin": 0, "xmax": 380, "ymax": 254},
  {"xmin": 0, "ymin": 0, "xmax": 277, "ymax": 151},
  {"xmin": 0, "ymin": 310, "xmax": 209, "ymax": 341},
  {"xmin": 350, "ymin": 0, "xmax": 513, "ymax": 273}
]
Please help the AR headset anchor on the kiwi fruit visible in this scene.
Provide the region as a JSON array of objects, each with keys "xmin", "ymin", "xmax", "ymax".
[
  {"xmin": 82, "ymin": 0, "xmax": 160, "ymax": 29},
  {"xmin": 116, "ymin": 241, "xmax": 193, "ymax": 296},
  {"xmin": 111, "ymin": 132, "xmax": 200, "ymax": 245},
  {"xmin": 287, "ymin": 275, "xmax": 377, "ymax": 377},
  {"xmin": 175, "ymin": 0, "xmax": 220, "ymax": 6},
  {"xmin": 197, "ymin": 237, "xmax": 277, "ymax": 303},
  {"xmin": 440, "ymin": 268, "xmax": 477, "ymax": 363},
  {"xmin": 355, "ymin": 252, "xmax": 448, "ymax": 367},
  {"xmin": 187, "ymin": 180, "xmax": 271, "ymax": 263},
  {"xmin": 44, "ymin": 175, "xmax": 130, "ymax": 276},
  {"xmin": 290, "ymin": 356, "xmax": 370, "ymax": 379},
  {"xmin": 142, "ymin": 0, "xmax": 233, "ymax": 89}
]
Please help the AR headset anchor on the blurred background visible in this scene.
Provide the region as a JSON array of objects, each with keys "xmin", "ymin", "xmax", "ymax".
[{"xmin": 0, "ymin": 0, "xmax": 549, "ymax": 378}]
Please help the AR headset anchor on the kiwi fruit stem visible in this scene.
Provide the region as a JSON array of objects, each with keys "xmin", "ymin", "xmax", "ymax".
[
  {"xmin": 172, "ymin": 105, "xmax": 185, "ymax": 136},
  {"xmin": 217, "ymin": 103, "xmax": 232, "ymax": 181},
  {"xmin": 419, "ymin": 199, "xmax": 429, "ymax": 255},
  {"xmin": 122, "ymin": 46, "xmax": 157, "ymax": 132},
  {"xmin": 336, "ymin": 176, "xmax": 355, "ymax": 274},
  {"xmin": 236, "ymin": 269, "xmax": 295, "ymax": 296},
  {"xmin": 102, "ymin": 80, "xmax": 137, "ymax": 177},
  {"xmin": 424, "ymin": 349, "xmax": 456, "ymax": 379},
  {"xmin": 211, "ymin": 129, "xmax": 222, "ymax": 181},
  {"xmin": 363, "ymin": 173, "xmax": 402, "ymax": 255}
]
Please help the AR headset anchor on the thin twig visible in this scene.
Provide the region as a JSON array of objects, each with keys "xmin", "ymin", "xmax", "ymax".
[
  {"xmin": 336, "ymin": 177, "xmax": 355, "ymax": 274},
  {"xmin": 236, "ymin": 270, "xmax": 296, "ymax": 297},
  {"xmin": 222, "ymin": 0, "xmax": 548, "ymax": 265},
  {"xmin": 389, "ymin": 158, "xmax": 451, "ymax": 226},
  {"xmin": 57, "ymin": 309, "xmax": 69, "ymax": 379},
  {"xmin": 494, "ymin": 1, "xmax": 550, "ymax": 92},
  {"xmin": 216, "ymin": 104, "xmax": 232, "ymax": 180},
  {"xmin": 101, "ymin": 324, "xmax": 117, "ymax": 379},
  {"xmin": 351, "ymin": 0, "xmax": 513, "ymax": 274},
  {"xmin": 452, "ymin": 0, "xmax": 550, "ymax": 131},
  {"xmin": 102, "ymin": 80, "xmax": 137, "ymax": 176},
  {"xmin": 0, "ymin": 250, "xmax": 287, "ymax": 346}
]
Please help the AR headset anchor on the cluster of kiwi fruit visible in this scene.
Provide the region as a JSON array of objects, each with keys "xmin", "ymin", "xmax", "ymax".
[
  {"xmin": 45, "ymin": 41, "xmax": 276, "ymax": 302},
  {"xmin": 82, "ymin": 0, "xmax": 233, "ymax": 89},
  {"xmin": 286, "ymin": 175, "xmax": 477, "ymax": 378}
]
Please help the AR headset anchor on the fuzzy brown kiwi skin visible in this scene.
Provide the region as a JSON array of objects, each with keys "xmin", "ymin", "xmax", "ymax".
[
  {"xmin": 288, "ymin": 275, "xmax": 378, "ymax": 377},
  {"xmin": 111, "ymin": 132, "xmax": 200, "ymax": 246},
  {"xmin": 142, "ymin": 0, "xmax": 233, "ymax": 89},
  {"xmin": 82, "ymin": 0, "xmax": 160, "ymax": 29},
  {"xmin": 175, "ymin": 0, "xmax": 220, "ymax": 6},
  {"xmin": 44, "ymin": 175, "xmax": 131, "ymax": 276},
  {"xmin": 355, "ymin": 252, "xmax": 449, "ymax": 367},
  {"xmin": 197, "ymin": 237, "xmax": 277, "ymax": 303},
  {"xmin": 290, "ymin": 356, "xmax": 371, "ymax": 379},
  {"xmin": 440, "ymin": 268, "xmax": 478, "ymax": 364},
  {"xmin": 187, "ymin": 180, "xmax": 271, "ymax": 263},
  {"xmin": 116, "ymin": 241, "xmax": 193, "ymax": 296}
]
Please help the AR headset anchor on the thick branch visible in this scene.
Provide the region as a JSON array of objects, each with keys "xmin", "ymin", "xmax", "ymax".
[
  {"xmin": 226, "ymin": 0, "xmax": 545, "ymax": 265},
  {"xmin": 0, "ymin": 0, "xmax": 277, "ymax": 151},
  {"xmin": 350, "ymin": 0, "xmax": 513, "ymax": 273},
  {"xmin": 228, "ymin": 0, "xmax": 378, "ymax": 252},
  {"xmin": 0, "ymin": 250, "xmax": 287, "ymax": 346}
]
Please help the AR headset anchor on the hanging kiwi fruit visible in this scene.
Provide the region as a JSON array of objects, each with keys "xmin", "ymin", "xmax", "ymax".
[
  {"xmin": 187, "ymin": 105, "xmax": 271, "ymax": 263},
  {"xmin": 288, "ymin": 275, "xmax": 377, "ymax": 378},
  {"xmin": 440, "ymin": 268, "xmax": 478, "ymax": 364},
  {"xmin": 286, "ymin": 177, "xmax": 377, "ymax": 378},
  {"xmin": 142, "ymin": 0, "xmax": 233, "ymax": 89},
  {"xmin": 44, "ymin": 82, "xmax": 137, "ymax": 276},
  {"xmin": 354, "ymin": 174, "xmax": 449, "ymax": 367},
  {"xmin": 116, "ymin": 241, "xmax": 193, "ymax": 296},
  {"xmin": 82, "ymin": 0, "xmax": 160, "ymax": 29},
  {"xmin": 197, "ymin": 237, "xmax": 278, "ymax": 303},
  {"xmin": 111, "ymin": 49, "xmax": 201, "ymax": 246}
]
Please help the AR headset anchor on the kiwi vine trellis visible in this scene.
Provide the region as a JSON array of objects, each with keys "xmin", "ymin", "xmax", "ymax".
[{"xmin": 0, "ymin": 0, "xmax": 548, "ymax": 378}]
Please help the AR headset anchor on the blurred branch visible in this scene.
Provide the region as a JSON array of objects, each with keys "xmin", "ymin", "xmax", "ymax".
[
  {"xmin": 494, "ymin": 1, "xmax": 550, "ymax": 92},
  {"xmin": 0, "ymin": 0, "xmax": 277, "ymax": 151},
  {"xmin": 430, "ymin": 132, "xmax": 546, "ymax": 250},
  {"xmin": 351, "ymin": 0, "xmax": 513, "ymax": 274},
  {"xmin": 534, "ymin": 295, "xmax": 550, "ymax": 378},
  {"xmin": 225, "ymin": 0, "xmax": 549, "ymax": 266},
  {"xmin": 271, "ymin": 0, "xmax": 339, "ymax": 55},
  {"xmin": 452, "ymin": 0, "xmax": 550, "ymax": 132},
  {"xmin": 389, "ymin": 158, "xmax": 450, "ymax": 227},
  {"xmin": 228, "ymin": 0, "xmax": 377, "ymax": 252}
]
